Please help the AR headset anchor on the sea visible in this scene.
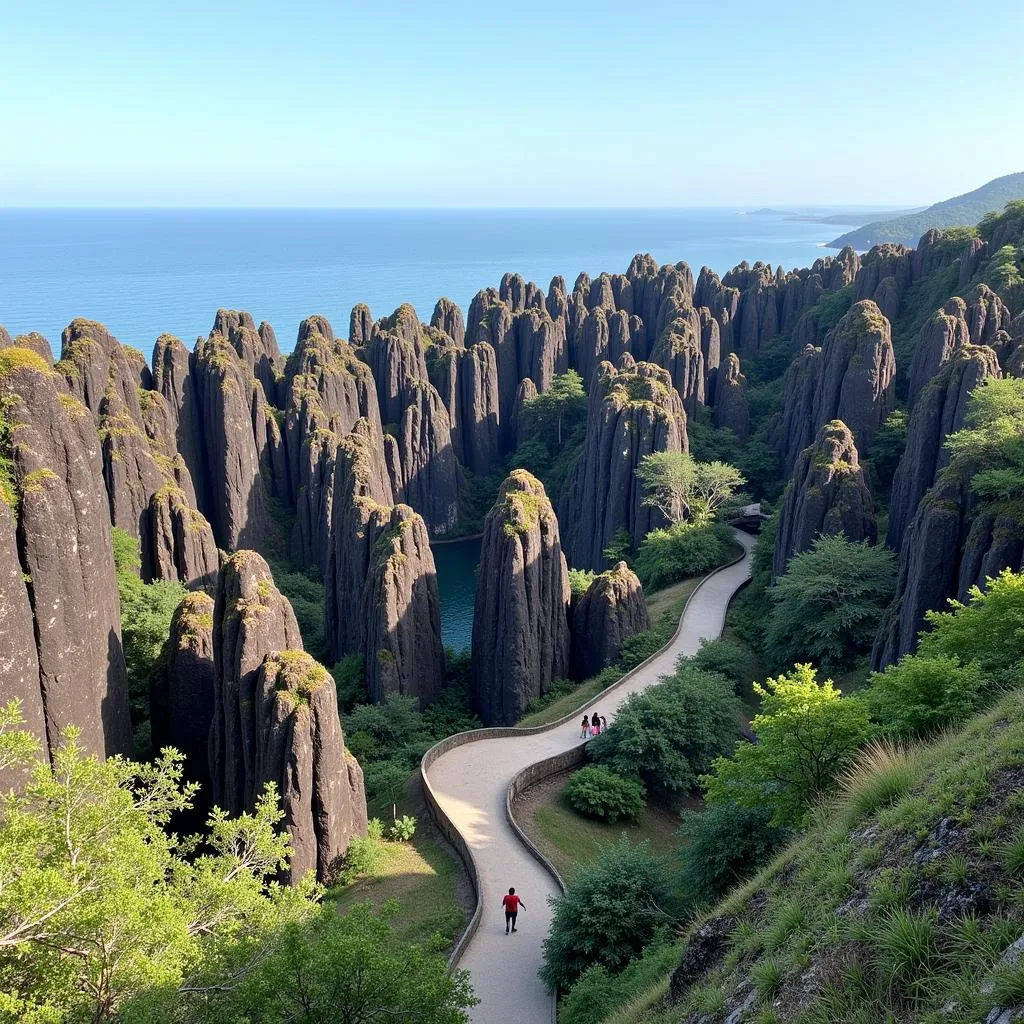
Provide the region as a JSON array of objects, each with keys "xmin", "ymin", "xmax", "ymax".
[{"xmin": 0, "ymin": 206, "xmax": 860, "ymax": 649}]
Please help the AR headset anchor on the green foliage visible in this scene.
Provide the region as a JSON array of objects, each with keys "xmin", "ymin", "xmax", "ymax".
[
  {"xmin": 808, "ymin": 284, "xmax": 855, "ymax": 333},
  {"xmin": 703, "ymin": 664, "xmax": 873, "ymax": 826},
  {"xmin": 331, "ymin": 654, "xmax": 366, "ymax": 712},
  {"xmin": 729, "ymin": 513, "xmax": 777, "ymax": 655},
  {"xmin": 765, "ymin": 534, "xmax": 897, "ymax": 671},
  {"xmin": 0, "ymin": 713, "xmax": 317, "ymax": 1023},
  {"xmin": 540, "ymin": 838, "xmax": 674, "ymax": 990},
  {"xmin": 565, "ymin": 765, "xmax": 646, "ymax": 824},
  {"xmin": 559, "ymin": 933, "xmax": 678, "ymax": 1024},
  {"xmin": 602, "ymin": 527, "xmax": 634, "ymax": 567},
  {"xmin": 266, "ymin": 558, "xmax": 327, "ymax": 661},
  {"xmin": 337, "ymin": 836, "xmax": 382, "ymax": 884},
  {"xmin": 567, "ymin": 567, "xmax": 596, "ymax": 601},
  {"xmin": 676, "ymin": 802, "xmax": 788, "ymax": 910},
  {"xmin": 689, "ymin": 639, "xmax": 759, "ymax": 694},
  {"xmin": 945, "ymin": 377, "xmax": 1024, "ymax": 517},
  {"xmin": 636, "ymin": 451, "xmax": 745, "ymax": 526},
  {"xmin": 917, "ymin": 566, "xmax": 1024, "ymax": 688},
  {"xmin": 866, "ymin": 654, "xmax": 985, "ymax": 737},
  {"xmin": 200, "ymin": 901, "xmax": 476, "ymax": 1024},
  {"xmin": 686, "ymin": 408, "xmax": 741, "ymax": 464},
  {"xmin": 589, "ymin": 666, "xmax": 741, "ymax": 796},
  {"xmin": 633, "ymin": 522, "xmax": 733, "ymax": 592},
  {"xmin": 388, "ymin": 815, "xmax": 417, "ymax": 842},
  {"xmin": 868, "ymin": 408, "xmax": 908, "ymax": 496},
  {"xmin": 366, "ymin": 817, "xmax": 385, "ymax": 842},
  {"xmin": 112, "ymin": 527, "xmax": 186, "ymax": 754}
]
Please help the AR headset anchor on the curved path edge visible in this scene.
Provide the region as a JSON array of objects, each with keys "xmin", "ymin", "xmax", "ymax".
[{"xmin": 420, "ymin": 533, "xmax": 753, "ymax": 976}]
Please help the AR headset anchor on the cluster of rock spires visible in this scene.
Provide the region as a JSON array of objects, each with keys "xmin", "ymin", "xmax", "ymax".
[{"xmin": 152, "ymin": 551, "xmax": 367, "ymax": 882}]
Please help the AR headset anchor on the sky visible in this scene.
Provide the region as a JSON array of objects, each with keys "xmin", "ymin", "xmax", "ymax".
[{"xmin": 2, "ymin": 0, "xmax": 1022, "ymax": 208}]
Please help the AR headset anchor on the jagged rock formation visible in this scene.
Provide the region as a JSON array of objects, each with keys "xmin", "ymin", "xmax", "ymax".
[
  {"xmin": 0, "ymin": 347, "xmax": 132, "ymax": 758},
  {"xmin": 907, "ymin": 299, "xmax": 972, "ymax": 407},
  {"xmin": 1, "ymin": 328, "xmax": 53, "ymax": 362},
  {"xmin": 390, "ymin": 380, "xmax": 462, "ymax": 536},
  {"xmin": 712, "ymin": 353, "xmax": 750, "ymax": 440},
  {"xmin": 772, "ymin": 421, "xmax": 876, "ymax": 579},
  {"xmin": 430, "ymin": 297, "xmax": 465, "ymax": 346},
  {"xmin": 255, "ymin": 650, "xmax": 367, "ymax": 884},
  {"xmin": 887, "ymin": 345, "xmax": 1001, "ymax": 554},
  {"xmin": 211, "ymin": 309, "xmax": 284, "ymax": 406},
  {"xmin": 650, "ymin": 307, "xmax": 705, "ymax": 415},
  {"xmin": 209, "ymin": 550, "xmax": 367, "ymax": 881},
  {"xmin": 361, "ymin": 305, "xmax": 430, "ymax": 425},
  {"xmin": 560, "ymin": 360, "xmax": 688, "ymax": 571},
  {"xmin": 435, "ymin": 341, "xmax": 501, "ymax": 474},
  {"xmin": 570, "ymin": 561, "xmax": 649, "ymax": 680},
  {"xmin": 322, "ymin": 428, "xmax": 445, "ymax": 706},
  {"xmin": 360, "ymin": 504, "xmax": 445, "ymax": 707},
  {"xmin": 471, "ymin": 471, "xmax": 570, "ymax": 725},
  {"xmin": 349, "ymin": 303, "xmax": 374, "ymax": 346},
  {"xmin": 150, "ymin": 592, "xmax": 216, "ymax": 813},
  {"xmin": 509, "ymin": 377, "xmax": 537, "ymax": 453},
  {"xmin": 146, "ymin": 485, "xmax": 219, "ymax": 590},
  {"xmin": 773, "ymin": 301, "xmax": 896, "ymax": 473}
]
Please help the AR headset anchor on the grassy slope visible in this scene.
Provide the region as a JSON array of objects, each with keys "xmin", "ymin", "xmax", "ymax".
[
  {"xmin": 614, "ymin": 689, "xmax": 1024, "ymax": 1024},
  {"xmin": 829, "ymin": 171, "xmax": 1024, "ymax": 249}
]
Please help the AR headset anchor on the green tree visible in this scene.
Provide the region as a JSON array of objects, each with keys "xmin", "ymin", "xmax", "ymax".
[
  {"xmin": 111, "ymin": 527, "xmax": 186, "ymax": 753},
  {"xmin": 702, "ymin": 664, "xmax": 873, "ymax": 827},
  {"xmin": 866, "ymin": 654, "xmax": 985, "ymax": 738},
  {"xmin": 632, "ymin": 522, "xmax": 732, "ymax": 591},
  {"xmin": 588, "ymin": 667, "xmax": 740, "ymax": 795},
  {"xmin": 765, "ymin": 534, "xmax": 897, "ymax": 671},
  {"xmin": 916, "ymin": 567, "xmax": 1024, "ymax": 688},
  {"xmin": 945, "ymin": 378, "xmax": 1024, "ymax": 515},
  {"xmin": 207, "ymin": 902, "xmax": 476, "ymax": 1024},
  {"xmin": 565, "ymin": 765, "xmax": 646, "ymax": 823},
  {"xmin": 522, "ymin": 370, "xmax": 586, "ymax": 447},
  {"xmin": 540, "ymin": 838, "xmax": 673, "ymax": 991},
  {"xmin": 636, "ymin": 451, "xmax": 745, "ymax": 526}
]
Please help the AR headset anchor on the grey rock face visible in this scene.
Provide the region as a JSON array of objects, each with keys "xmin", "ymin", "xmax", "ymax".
[
  {"xmin": 907, "ymin": 299, "xmax": 971, "ymax": 408},
  {"xmin": 349, "ymin": 303, "xmax": 374, "ymax": 345},
  {"xmin": 430, "ymin": 297, "xmax": 466, "ymax": 347},
  {"xmin": 362, "ymin": 305, "xmax": 430, "ymax": 425},
  {"xmin": 1, "ymin": 329, "xmax": 53, "ymax": 362},
  {"xmin": 772, "ymin": 420, "xmax": 876, "ymax": 579},
  {"xmin": 146, "ymin": 485, "xmax": 219, "ymax": 590},
  {"xmin": 0, "ymin": 349, "xmax": 132, "ymax": 758},
  {"xmin": 712, "ymin": 353, "xmax": 750, "ymax": 441},
  {"xmin": 471, "ymin": 471, "xmax": 571, "ymax": 725},
  {"xmin": 560, "ymin": 360, "xmax": 688, "ymax": 571},
  {"xmin": 650, "ymin": 306, "xmax": 705, "ymax": 416},
  {"xmin": 570, "ymin": 561, "xmax": 649, "ymax": 679}
]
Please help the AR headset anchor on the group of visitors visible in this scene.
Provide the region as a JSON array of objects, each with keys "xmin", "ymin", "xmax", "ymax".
[{"xmin": 579, "ymin": 711, "xmax": 607, "ymax": 739}]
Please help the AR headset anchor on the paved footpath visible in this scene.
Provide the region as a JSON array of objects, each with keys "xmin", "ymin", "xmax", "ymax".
[{"xmin": 425, "ymin": 530, "xmax": 755, "ymax": 1023}]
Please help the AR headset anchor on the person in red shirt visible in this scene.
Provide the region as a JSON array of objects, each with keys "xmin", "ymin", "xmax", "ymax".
[{"xmin": 502, "ymin": 887, "xmax": 525, "ymax": 933}]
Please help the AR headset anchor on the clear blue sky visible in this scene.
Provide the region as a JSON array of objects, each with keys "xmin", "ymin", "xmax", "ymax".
[{"xmin": 2, "ymin": 0, "xmax": 1021, "ymax": 208}]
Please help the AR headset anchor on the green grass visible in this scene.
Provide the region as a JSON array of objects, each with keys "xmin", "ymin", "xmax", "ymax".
[
  {"xmin": 607, "ymin": 689, "xmax": 1024, "ymax": 1024},
  {"xmin": 523, "ymin": 777, "xmax": 691, "ymax": 881},
  {"xmin": 332, "ymin": 833, "xmax": 466, "ymax": 951}
]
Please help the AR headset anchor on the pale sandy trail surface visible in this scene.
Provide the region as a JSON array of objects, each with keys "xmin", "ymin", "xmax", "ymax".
[{"xmin": 426, "ymin": 531, "xmax": 755, "ymax": 1023}]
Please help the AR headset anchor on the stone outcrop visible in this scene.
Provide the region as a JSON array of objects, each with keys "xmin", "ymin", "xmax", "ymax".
[
  {"xmin": 772, "ymin": 421, "xmax": 876, "ymax": 579},
  {"xmin": 212, "ymin": 309, "xmax": 284, "ymax": 406},
  {"xmin": 153, "ymin": 334, "xmax": 207, "ymax": 506},
  {"xmin": 360, "ymin": 504, "xmax": 446, "ymax": 707},
  {"xmin": 150, "ymin": 592, "xmax": 216, "ymax": 815},
  {"xmin": 509, "ymin": 377, "xmax": 537, "ymax": 453},
  {"xmin": 570, "ymin": 561, "xmax": 649, "ymax": 680},
  {"xmin": 209, "ymin": 550, "xmax": 366, "ymax": 882},
  {"xmin": 471, "ymin": 471, "xmax": 571, "ymax": 725},
  {"xmin": 191, "ymin": 335, "xmax": 270, "ymax": 550},
  {"xmin": 254, "ymin": 650, "xmax": 367, "ymax": 884},
  {"xmin": 455, "ymin": 342, "xmax": 501, "ymax": 473},
  {"xmin": 146, "ymin": 485, "xmax": 219, "ymax": 590},
  {"xmin": 0, "ymin": 347, "xmax": 132, "ymax": 758},
  {"xmin": 430, "ymin": 297, "xmax": 465, "ymax": 347},
  {"xmin": 773, "ymin": 301, "xmax": 896, "ymax": 473},
  {"xmin": 907, "ymin": 299, "xmax": 972, "ymax": 408},
  {"xmin": 559, "ymin": 360, "xmax": 688, "ymax": 571},
  {"xmin": 650, "ymin": 307, "xmax": 705, "ymax": 416},
  {"xmin": 712, "ymin": 353, "xmax": 750, "ymax": 440},
  {"xmin": 887, "ymin": 345, "xmax": 1001, "ymax": 554},
  {"xmin": 349, "ymin": 303, "xmax": 374, "ymax": 345},
  {"xmin": 1, "ymin": 329, "xmax": 53, "ymax": 362},
  {"xmin": 362, "ymin": 305, "xmax": 430, "ymax": 425}
]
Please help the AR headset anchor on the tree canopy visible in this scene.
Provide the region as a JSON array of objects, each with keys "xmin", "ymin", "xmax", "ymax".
[{"xmin": 636, "ymin": 451, "xmax": 745, "ymax": 526}]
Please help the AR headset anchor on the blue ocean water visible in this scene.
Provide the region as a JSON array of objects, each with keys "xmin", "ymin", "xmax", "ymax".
[{"xmin": 0, "ymin": 208, "xmax": 847, "ymax": 352}]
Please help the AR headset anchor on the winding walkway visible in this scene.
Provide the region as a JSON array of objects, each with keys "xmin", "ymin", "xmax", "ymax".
[{"xmin": 423, "ymin": 530, "xmax": 755, "ymax": 1023}]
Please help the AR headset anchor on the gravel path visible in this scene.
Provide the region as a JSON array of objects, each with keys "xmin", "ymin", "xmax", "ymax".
[{"xmin": 425, "ymin": 530, "xmax": 755, "ymax": 1023}]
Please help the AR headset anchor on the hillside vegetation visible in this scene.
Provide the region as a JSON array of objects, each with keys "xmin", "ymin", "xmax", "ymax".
[{"xmin": 830, "ymin": 171, "xmax": 1024, "ymax": 249}]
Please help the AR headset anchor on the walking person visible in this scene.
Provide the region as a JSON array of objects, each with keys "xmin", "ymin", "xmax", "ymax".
[
  {"xmin": 600, "ymin": 715, "xmax": 608, "ymax": 733},
  {"xmin": 591, "ymin": 712, "xmax": 601, "ymax": 736},
  {"xmin": 503, "ymin": 887, "xmax": 525, "ymax": 933},
  {"xmin": 580, "ymin": 715, "xmax": 590, "ymax": 739}
]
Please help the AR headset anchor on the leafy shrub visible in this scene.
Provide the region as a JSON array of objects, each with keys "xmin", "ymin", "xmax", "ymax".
[
  {"xmin": 765, "ymin": 534, "xmax": 897, "ymax": 671},
  {"xmin": 331, "ymin": 653, "xmax": 366, "ymax": 712},
  {"xmin": 676, "ymin": 802, "xmax": 788, "ymax": 910},
  {"xmin": 338, "ymin": 836, "xmax": 381, "ymax": 883},
  {"xmin": 689, "ymin": 639, "xmax": 758, "ymax": 693},
  {"xmin": 866, "ymin": 654, "xmax": 985, "ymax": 737},
  {"xmin": 565, "ymin": 765, "xmax": 646, "ymax": 823},
  {"xmin": 388, "ymin": 815, "xmax": 417, "ymax": 842},
  {"xmin": 603, "ymin": 527, "xmax": 634, "ymax": 567},
  {"xmin": 540, "ymin": 838, "xmax": 673, "ymax": 990},
  {"xmin": 568, "ymin": 568, "xmax": 596, "ymax": 601},
  {"xmin": 589, "ymin": 666, "xmax": 740, "ymax": 795},
  {"xmin": 633, "ymin": 522, "xmax": 733, "ymax": 591},
  {"xmin": 703, "ymin": 664, "xmax": 873, "ymax": 827},
  {"xmin": 366, "ymin": 817, "xmax": 385, "ymax": 842},
  {"xmin": 266, "ymin": 558, "xmax": 327, "ymax": 660}
]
